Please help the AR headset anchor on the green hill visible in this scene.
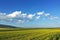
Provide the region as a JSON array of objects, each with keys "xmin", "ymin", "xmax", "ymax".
[{"xmin": 0, "ymin": 24, "xmax": 17, "ymax": 28}]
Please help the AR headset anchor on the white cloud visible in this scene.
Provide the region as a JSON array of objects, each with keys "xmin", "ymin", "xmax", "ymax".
[
  {"xmin": 17, "ymin": 20, "xmax": 24, "ymax": 23},
  {"xmin": 27, "ymin": 14, "xmax": 35, "ymax": 19},
  {"xmin": 45, "ymin": 13, "xmax": 50, "ymax": 16},
  {"xmin": 0, "ymin": 11, "xmax": 59, "ymax": 24},
  {"xmin": 0, "ymin": 13, "xmax": 7, "ymax": 20},
  {"xmin": 37, "ymin": 11, "xmax": 44, "ymax": 15},
  {"xmin": 0, "ymin": 13, "xmax": 6, "ymax": 15},
  {"xmin": 49, "ymin": 16, "xmax": 58, "ymax": 20},
  {"xmin": 21, "ymin": 13, "xmax": 27, "ymax": 18},
  {"xmin": 36, "ymin": 16, "xmax": 40, "ymax": 20},
  {"xmin": 7, "ymin": 11, "xmax": 21, "ymax": 18}
]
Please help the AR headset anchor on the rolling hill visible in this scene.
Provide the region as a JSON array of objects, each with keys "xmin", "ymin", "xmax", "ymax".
[{"xmin": 0, "ymin": 24, "xmax": 17, "ymax": 28}]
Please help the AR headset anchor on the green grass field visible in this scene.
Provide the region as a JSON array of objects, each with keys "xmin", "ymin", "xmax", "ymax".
[{"xmin": 0, "ymin": 28, "xmax": 60, "ymax": 40}]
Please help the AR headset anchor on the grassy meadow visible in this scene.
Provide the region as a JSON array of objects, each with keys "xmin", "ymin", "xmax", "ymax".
[{"xmin": 0, "ymin": 28, "xmax": 60, "ymax": 40}]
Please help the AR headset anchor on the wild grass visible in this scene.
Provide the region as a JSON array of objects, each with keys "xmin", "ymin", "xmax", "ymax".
[{"xmin": 0, "ymin": 28, "xmax": 60, "ymax": 40}]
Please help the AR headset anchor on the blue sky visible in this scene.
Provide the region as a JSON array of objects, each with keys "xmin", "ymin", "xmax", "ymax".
[{"xmin": 0, "ymin": 0, "xmax": 60, "ymax": 28}]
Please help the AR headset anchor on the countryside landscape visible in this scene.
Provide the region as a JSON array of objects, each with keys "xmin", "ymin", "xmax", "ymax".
[
  {"xmin": 0, "ymin": 24, "xmax": 60, "ymax": 40},
  {"xmin": 0, "ymin": 0, "xmax": 60, "ymax": 40}
]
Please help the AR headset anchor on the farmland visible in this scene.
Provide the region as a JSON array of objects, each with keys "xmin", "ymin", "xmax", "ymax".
[{"xmin": 0, "ymin": 28, "xmax": 60, "ymax": 40}]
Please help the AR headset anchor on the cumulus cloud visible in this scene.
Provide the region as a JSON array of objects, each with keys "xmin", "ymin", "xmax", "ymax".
[
  {"xmin": 45, "ymin": 13, "xmax": 50, "ymax": 16},
  {"xmin": 0, "ymin": 13, "xmax": 7, "ymax": 20},
  {"xmin": 37, "ymin": 11, "xmax": 44, "ymax": 15},
  {"xmin": 36, "ymin": 16, "xmax": 40, "ymax": 20},
  {"xmin": 0, "ymin": 11, "xmax": 36, "ymax": 23},
  {"xmin": 49, "ymin": 16, "xmax": 58, "ymax": 20},
  {"xmin": 7, "ymin": 11, "xmax": 21, "ymax": 18},
  {"xmin": 21, "ymin": 13, "xmax": 27, "ymax": 18},
  {"xmin": 27, "ymin": 14, "xmax": 35, "ymax": 19},
  {"xmin": 0, "ymin": 11, "xmax": 59, "ymax": 24},
  {"xmin": 17, "ymin": 20, "xmax": 25, "ymax": 23}
]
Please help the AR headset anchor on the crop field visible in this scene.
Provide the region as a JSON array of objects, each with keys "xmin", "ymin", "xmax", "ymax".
[{"xmin": 0, "ymin": 28, "xmax": 60, "ymax": 40}]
